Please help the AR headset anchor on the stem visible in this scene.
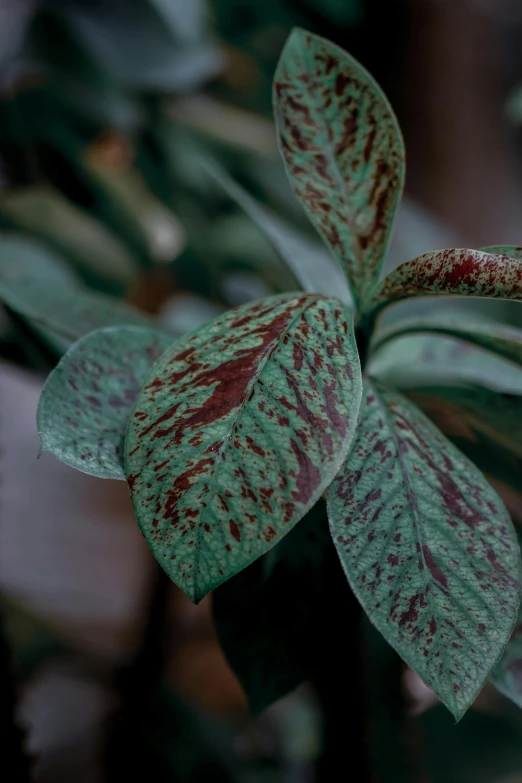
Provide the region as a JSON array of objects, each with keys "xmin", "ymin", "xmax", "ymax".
[{"xmin": 0, "ymin": 614, "xmax": 33, "ymax": 782}]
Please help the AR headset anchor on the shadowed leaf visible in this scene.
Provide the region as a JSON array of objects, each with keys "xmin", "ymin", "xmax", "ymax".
[
  {"xmin": 125, "ymin": 293, "xmax": 362, "ymax": 601},
  {"xmin": 363, "ymin": 248, "xmax": 522, "ymax": 319},
  {"xmin": 0, "ymin": 278, "xmax": 152, "ymax": 344},
  {"xmin": 328, "ymin": 380, "xmax": 521, "ymax": 719},
  {"xmin": 491, "ymin": 596, "xmax": 522, "ymax": 708},
  {"xmin": 38, "ymin": 326, "xmax": 174, "ymax": 479},
  {"xmin": 274, "ymin": 28, "xmax": 404, "ymax": 306}
]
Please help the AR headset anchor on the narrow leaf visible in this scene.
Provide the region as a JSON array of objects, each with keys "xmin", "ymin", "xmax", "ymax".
[
  {"xmin": 203, "ymin": 160, "xmax": 353, "ymax": 306},
  {"xmin": 274, "ymin": 28, "xmax": 404, "ymax": 305},
  {"xmin": 363, "ymin": 248, "xmax": 522, "ymax": 319},
  {"xmin": 37, "ymin": 326, "xmax": 173, "ymax": 479},
  {"xmin": 125, "ymin": 293, "xmax": 362, "ymax": 602},
  {"xmin": 328, "ymin": 380, "xmax": 521, "ymax": 719},
  {"xmin": 0, "ymin": 278, "xmax": 152, "ymax": 344}
]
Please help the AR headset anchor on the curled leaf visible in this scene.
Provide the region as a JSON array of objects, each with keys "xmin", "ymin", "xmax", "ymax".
[
  {"xmin": 328, "ymin": 380, "xmax": 521, "ymax": 719},
  {"xmin": 125, "ymin": 293, "xmax": 362, "ymax": 601},
  {"xmin": 38, "ymin": 326, "xmax": 173, "ymax": 479}
]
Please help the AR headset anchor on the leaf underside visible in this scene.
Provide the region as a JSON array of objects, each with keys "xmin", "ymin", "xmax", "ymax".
[
  {"xmin": 125, "ymin": 293, "xmax": 362, "ymax": 601},
  {"xmin": 274, "ymin": 28, "xmax": 404, "ymax": 305},
  {"xmin": 364, "ymin": 248, "xmax": 522, "ymax": 318},
  {"xmin": 328, "ymin": 379, "xmax": 521, "ymax": 719},
  {"xmin": 38, "ymin": 326, "xmax": 173, "ymax": 479}
]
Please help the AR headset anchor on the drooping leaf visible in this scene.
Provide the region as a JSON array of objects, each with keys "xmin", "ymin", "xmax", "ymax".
[
  {"xmin": 490, "ymin": 592, "xmax": 522, "ymax": 708},
  {"xmin": 369, "ymin": 332, "xmax": 522, "ymax": 395},
  {"xmin": 328, "ymin": 379, "xmax": 521, "ymax": 719},
  {"xmin": 273, "ymin": 28, "xmax": 404, "ymax": 305},
  {"xmin": 213, "ymin": 501, "xmax": 331, "ymax": 714},
  {"xmin": 202, "ymin": 160, "xmax": 353, "ymax": 305},
  {"xmin": 125, "ymin": 293, "xmax": 362, "ymax": 601},
  {"xmin": 363, "ymin": 248, "xmax": 522, "ymax": 319},
  {"xmin": 0, "ymin": 278, "xmax": 152, "ymax": 344},
  {"xmin": 37, "ymin": 326, "xmax": 173, "ymax": 480},
  {"xmin": 372, "ymin": 314, "xmax": 522, "ymax": 369}
]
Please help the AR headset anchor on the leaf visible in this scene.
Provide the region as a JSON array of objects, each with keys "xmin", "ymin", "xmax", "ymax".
[
  {"xmin": 369, "ymin": 332, "xmax": 522, "ymax": 395},
  {"xmin": 490, "ymin": 593, "xmax": 522, "ymax": 708},
  {"xmin": 0, "ymin": 278, "xmax": 152, "ymax": 344},
  {"xmin": 481, "ymin": 245, "xmax": 522, "ymax": 261},
  {"xmin": 37, "ymin": 326, "xmax": 173, "ymax": 480},
  {"xmin": 363, "ymin": 248, "xmax": 522, "ymax": 319},
  {"xmin": 0, "ymin": 233, "xmax": 78, "ymax": 286},
  {"xmin": 273, "ymin": 28, "xmax": 404, "ymax": 306},
  {"xmin": 328, "ymin": 379, "xmax": 521, "ymax": 719},
  {"xmin": 372, "ymin": 314, "xmax": 522, "ymax": 369},
  {"xmin": 202, "ymin": 160, "xmax": 353, "ymax": 306},
  {"xmin": 213, "ymin": 501, "xmax": 331, "ymax": 714},
  {"xmin": 125, "ymin": 293, "xmax": 362, "ymax": 601}
]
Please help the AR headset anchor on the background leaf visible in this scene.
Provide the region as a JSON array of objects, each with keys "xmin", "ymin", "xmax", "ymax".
[
  {"xmin": 274, "ymin": 28, "xmax": 404, "ymax": 305},
  {"xmin": 125, "ymin": 293, "xmax": 362, "ymax": 601},
  {"xmin": 38, "ymin": 326, "xmax": 173, "ymax": 480},
  {"xmin": 490, "ymin": 592, "xmax": 522, "ymax": 707},
  {"xmin": 328, "ymin": 379, "xmax": 521, "ymax": 719}
]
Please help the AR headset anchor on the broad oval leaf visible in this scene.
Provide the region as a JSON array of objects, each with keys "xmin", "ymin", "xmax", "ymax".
[
  {"xmin": 203, "ymin": 159, "xmax": 353, "ymax": 306},
  {"xmin": 372, "ymin": 315, "xmax": 522, "ymax": 369},
  {"xmin": 363, "ymin": 248, "xmax": 522, "ymax": 319},
  {"xmin": 0, "ymin": 278, "xmax": 152, "ymax": 344},
  {"xmin": 125, "ymin": 293, "xmax": 362, "ymax": 602},
  {"xmin": 274, "ymin": 28, "xmax": 404, "ymax": 306},
  {"xmin": 37, "ymin": 326, "xmax": 173, "ymax": 480},
  {"xmin": 328, "ymin": 379, "xmax": 521, "ymax": 719}
]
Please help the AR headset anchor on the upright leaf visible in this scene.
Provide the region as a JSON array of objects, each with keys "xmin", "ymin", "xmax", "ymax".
[
  {"xmin": 0, "ymin": 278, "xmax": 152, "ymax": 344},
  {"xmin": 38, "ymin": 326, "xmax": 173, "ymax": 480},
  {"xmin": 328, "ymin": 380, "xmax": 521, "ymax": 719},
  {"xmin": 363, "ymin": 248, "xmax": 522, "ymax": 319},
  {"xmin": 274, "ymin": 28, "xmax": 404, "ymax": 305},
  {"xmin": 126, "ymin": 293, "xmax": 362, "ymax": 601},
  {"xmin": 203, "ymin": 160, "xmax": 353, "ymax": 306}
]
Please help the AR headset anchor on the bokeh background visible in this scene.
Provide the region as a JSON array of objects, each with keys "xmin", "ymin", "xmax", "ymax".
[{"xmin": 3, "ymin": 1, "xmax": 522, "ymax": 781}]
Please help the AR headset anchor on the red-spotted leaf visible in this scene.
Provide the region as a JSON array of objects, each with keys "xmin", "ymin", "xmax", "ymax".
[
  {"xmin": 328, "ymin": 379, "xmax": 521, "ymax": 719},
  {"xmin": 491, "ymin": 596, "xmax": 522, "ymax": 708},
  {"xmin": 125, "ymin": 293, "xmax": 362, "ymax": 601},
  {"xmin": 273, "ymin": 28, "xmax": 404, "ymax": 306},
  {"xmin": 37, "ymin": 326, "xmax": 173, "ymax": 480},
  {"xmin": 363, "ymin": 248, "xmax": 522, "ymax": 319}
]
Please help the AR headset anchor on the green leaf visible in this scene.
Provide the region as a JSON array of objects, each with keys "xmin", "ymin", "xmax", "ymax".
[
  {"xmin": 213, "ymin": 501, "xmax": 330, "ymax": 714},
  {"xmin": 125, "ymin": 293, "xmax": 362, "ymax": 601},
  {"xmin": 490, "ymin": 594, "xmax": 522, "ymax": 708},
  {"xmin": 372, "ymin": 314, "xmax": 522, "ymax": 369},
  {"xmin": 328, "ymin": 379, "xmax": 522, "ymax": 719},
  {"xmin": 480, "ymin": 245, "xmax": 522, "ymax": 261},
  {"xmin": 363, "ymin": 248, "xmax": 522, "ymax": 319},
  {"xmin": 202, "ymin": 160, "xmax": 353, "ymax": 306},
  {"xmin": 38, "ymin": 326, "xmax": 173, "ymax": 480},
  {"xmin": 369, "ymin": 332, "xmax": 522, "ymax": 395},
  {"xmin": 0, "ymin": 278, "xmax": 152, "ymax": 344},
  {"xmin": 273, "ymin": 28, "xmax": 404, "ymax": 306},
  {"xmin": 0, "ymin": 233, "xmax": 78, "ymax": 286}
]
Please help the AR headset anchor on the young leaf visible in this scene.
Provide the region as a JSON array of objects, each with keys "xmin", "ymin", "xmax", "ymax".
[
  {"xmin": 274, "ymin": 28, "xmax": 404, "ymax": 305},
  {"xmin": 490, "ymin": 595, "xmax": 522, "ymax": 708},
  {"xmin": 372, "ymin": 315, "xmax": 522, "ymax": 369},
  {"xmin": 363, "ymin": 248, "xmax": 522, "ymax": 319},
  {"xmin": 202, "ymin": 160, "xmax": 353, "ymax": 306},
  {"xmin": 125, "ymin": 293, "xmax": 362, "ymax": 602},
  {"xmin": 37, "ymin": 326, "xmax": 173, "ymax": 480},
  {"xmin": 213, "ymin": 501, "xmax": 331, "ymax": 714},
  {"xmin": 328, "ymin": 379, "xmax": 521, "ymax": 719},
  {"xmin": 0, "ymin": 278, "xmax": 152, "ymax": 344}
]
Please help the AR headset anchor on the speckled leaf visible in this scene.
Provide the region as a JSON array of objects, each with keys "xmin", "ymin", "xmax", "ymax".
[
  {"xmin": 203, "ymin": 160, "xmax": 353, "ymax": 306},
  {"xmin": 372, "ymin": 315, "xmax": 522, "ymax": 370},
  {"xmin": 369, "ymin": 332, "xmax": 522, "ymax": 395},
  {"xmin": 37, "ymin": 327, "xmax": 173, "ymax": 480},
  {"xmin": 274, "ymin": 28, "xmax": 404, "ymax": 306},
  {"xmin": 491, "ymin": 592, "xmax": 522, "ymax": 708},
  {"xmin": 0, "ymin": 278, "xmax": 152, "ymax": 344},
  {"xmin": 328, "ymin": 379, "xmax": 521, "ymax": 719},
  {"xmin": 363, "ymin": 248, "xmax": 522, "ymax": 319},
  {"xmin": 125, "ymin": 293, "xmax": 362, "ymax": 601},
  {"xmin": 480, "ymin": 245, "xmax": 522, "ymax": 262}
]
